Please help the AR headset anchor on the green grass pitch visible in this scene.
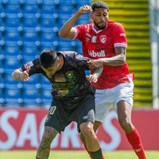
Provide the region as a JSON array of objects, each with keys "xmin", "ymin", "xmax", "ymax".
[{"xmin": 0, "ymin": 150, "xmax": 158, "ymax": 159}]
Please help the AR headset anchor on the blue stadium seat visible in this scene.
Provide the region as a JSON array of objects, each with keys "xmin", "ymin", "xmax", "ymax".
[
  {"xmin": 40, "ymin": 76, "xmax": 52, "ymax": 107},
  {"xmin": 0, "ymin": 87, "xmax": 5, "ymax": 105},
  {"xmin": 76, "ymin": 14, "xmax": 90, "ymax": 24},
  {"xmin": 40, "ymin": 76, "xmax": 50, "ymax": 86},
  {"xmin": 23, "ymin": 1, "xmax": 40, "ymax": 14},
  {"xmin": 40, "ymin": 27, "xmax": 58, "ymax": 42},
  {"xmin": 5, "ymin": 27, "xmax": 21, "ymax": 42},
  {"xmin": 22, "ymin": 42, "xmax": 39, "ymax": 56},
  {"xmin": 40, "ymin": 41, "xmax": 58, "ymax": 52},
  {"xmin": 0, "ymin": 68, "xmax": 5, "ymax": 87},
  {"xmin": 0, "ymin": 54, "xmax": 4, "ymax": 68},
  {"xmin": 4, "ymin": 70, "xmax": 22, "ymax": 86},
  {"xmin": 0, "ymin": 68, "xmax": 4, "ymax": 83},
  {"xmin": 22, "ymin": 13, "xmax": 39, "ymax": 28},
  {"xmin": 4, "ymin": 85, "xmax": 23, "ymax": 106},
  {"xmin": 5, "ymin": 13, "xmax": 22, "ymax": 27},
  {"xmin": 76, "ymin": 41, "xmax": 82, "ymax": 54},
  {"xmin": 0, "ymin": 88, "xmax": 3, "ymax": 98},
  {"xmin": 5, "ymin": 2, "xmax": 22, "ymax": 14},
  {"xmin": 41, "ymin": 5, "xmax": 58, "ymax": 14},
  {"xmin": 0, "ymin": 60, "xmax": 5, "ymax": 104},
  {"xmin": 4, "ymin": 41, "xmax": 21, "ymax": 56},
  {"xmin": 22, "ymin": 84, "xmax": 41, "ymax": 106},
  {"xmin": 22, "ymin": 55, "xmax": 39, "ymax": 66},
  {"xmin": 0, "ymin": 13, "xmax": 4, "ymax": 27},
  {"xmin": 41, "ymin": 0, "xmax": 59, "ymax": 14},
  {"xmin": 21, "ymin": 76, "xmax": 41, "ymax": 106},
  {"xmin": 76, "ymin": 0, "xmax": 91, "ymax": 6},
  {"xmin": 4, "ymin": 55, "xmax": 22, "ymax": 71},
  {"xmin": 0, "ymin": 1, "xmax": 4, "ymax": 13},
  {"xmin": 58, "ymin": 13, "xmax": 73, "ymax": 27},
  {"xmin": 40, "ymin": 13, "xmax": 57, "ymax": 28},
  {"xmin": 3, "ymin": 0, "xmax": 23, "ymax": 5},
  {"xmin": 57, "ymin": 39, "xmax": 76, "ymax": 51},
  {"xmin": 0, "ymin": 12, "xmax": 5, "ymax": 25},
  {"xmin": 41, "ymin": 87, "xmax": 52, "ymax": 107},
  {"xmin": 58, "ymin": 1, "xmax": 76, "ymax": 13},
  {"xmin": 22, "ymin": 27, "xmax": 39, "ymax": 42}
]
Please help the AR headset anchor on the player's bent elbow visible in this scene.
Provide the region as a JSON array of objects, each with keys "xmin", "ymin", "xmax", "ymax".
[{"xmin": 58, "ymin": 30, "xmax": 67, "ymax": 38}]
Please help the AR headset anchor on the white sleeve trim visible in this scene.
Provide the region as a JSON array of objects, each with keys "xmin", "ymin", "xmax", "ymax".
[
  {"xmin": 114, "ymin": 43, "xmax": 127, "ymax": 48},
  {"xmin": 72, "ymin": 27, "xmax": 78, "ymax": 40}
]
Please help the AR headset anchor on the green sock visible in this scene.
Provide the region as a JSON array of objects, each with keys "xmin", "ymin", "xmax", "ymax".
[{"xmin": 89, "ymin": 148, "xmax": 104, "ymax": 159}]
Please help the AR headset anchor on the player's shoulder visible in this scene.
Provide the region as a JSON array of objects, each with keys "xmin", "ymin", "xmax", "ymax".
[{"xmin": 108, "ymin": 20, "xmax": 124, "ymax": 28}]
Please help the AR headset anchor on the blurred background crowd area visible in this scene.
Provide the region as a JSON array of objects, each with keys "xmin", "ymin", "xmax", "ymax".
[{"xmin": 0, "ymin": 0, "xmax": 158, "ymax": 109}]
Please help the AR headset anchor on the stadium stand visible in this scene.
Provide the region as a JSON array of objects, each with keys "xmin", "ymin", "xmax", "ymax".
[{"xmin": 0, "ymin": 0, "xmax": 151, "ymax": 107}]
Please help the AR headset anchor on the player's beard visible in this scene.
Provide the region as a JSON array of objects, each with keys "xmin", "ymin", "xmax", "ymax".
[{"xmin": 94, "ymin": 21, "xmax": 106, "ymax": 30}]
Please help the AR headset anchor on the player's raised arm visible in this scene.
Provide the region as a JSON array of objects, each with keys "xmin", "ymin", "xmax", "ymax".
[{"xmin": 58, "ymin": 5, "xmax": 92, "ymax": 39}]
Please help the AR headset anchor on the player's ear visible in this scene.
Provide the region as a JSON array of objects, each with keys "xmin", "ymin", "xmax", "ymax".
[
  {"xmin": 107, "ymin": 12, "xmax": 109, "ymax": 19},
  {"xmin": 90, "ymin": 12, "xmax": 93, "ymax": 19},
  {"xmin": 58, "ymin": 56, "xmax": 62, "ymax": 64}
]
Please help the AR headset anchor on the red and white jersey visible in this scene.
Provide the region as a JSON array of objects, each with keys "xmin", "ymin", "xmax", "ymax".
[{"xmin": 74, "ymin": 20, "xmax": 134, "ymax": 89}]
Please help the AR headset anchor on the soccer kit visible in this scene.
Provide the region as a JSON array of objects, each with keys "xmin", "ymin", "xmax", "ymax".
[
  {"xmin": 21, "ymin": 51, "xmax": 95, "ymax": 131},
  {"xmin": 74, "ymin": 20, "xmax": 134, "ymax": 122}
]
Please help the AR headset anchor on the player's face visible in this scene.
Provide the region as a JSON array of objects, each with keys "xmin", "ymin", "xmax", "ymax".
[
  {"xmin": 91, "ymin": 8, "xmax": 109, "ymax": 30},
  {"xmin": 42, "ymin": 57, "xmax": 60, "ymax": 78}
]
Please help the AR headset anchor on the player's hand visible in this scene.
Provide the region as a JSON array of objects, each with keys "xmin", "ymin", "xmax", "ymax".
[
  {"xmin": 86, "ymin": 74, "xmax": 98, "ymax": 83},
  {"xmin": 20, "ymin": 65, "xmax": 30, "ymax": 81},
  {"xmin": 78, "ymin": 5, "xmax": 92, "ymax": 14},
  {"xmin": 89, "ymin": 59, "xmax": 103, "ymax": 68},
  {"xmin": 20, "ymin": 71, "xmax": 30, "ymax": 81}
]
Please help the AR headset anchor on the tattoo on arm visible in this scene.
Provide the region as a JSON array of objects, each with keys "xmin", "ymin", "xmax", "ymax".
[
  {"xmin": 102, "ymin": 47, "xmax": 126, "ymax": 66},
  {"xmin": 115, "ymin": 47, "xmax": 126, "ymax": 56}
]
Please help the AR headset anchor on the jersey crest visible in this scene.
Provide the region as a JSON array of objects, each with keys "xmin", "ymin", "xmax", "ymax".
[{"xmin": 100, "ymin": 35, "xmax": 107, "ymax": 44}]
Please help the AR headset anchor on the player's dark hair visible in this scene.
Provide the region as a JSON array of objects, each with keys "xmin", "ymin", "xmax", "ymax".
[
  {"xmin": 91, "ymin": 1, "xmax": 109, "ymax": 12},
  {"xmin": 40, "ymin": 49, "xmax": 57, "ymax": 68}
]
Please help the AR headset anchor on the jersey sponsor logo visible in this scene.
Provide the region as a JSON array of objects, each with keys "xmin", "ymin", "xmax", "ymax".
[
  {"xmin": 88, "ymin": 50, "xmax": 106, "ymax": 57},
  {"xmin": 100, "ymin": 35, "xmax": 107, "ymax": 43}
]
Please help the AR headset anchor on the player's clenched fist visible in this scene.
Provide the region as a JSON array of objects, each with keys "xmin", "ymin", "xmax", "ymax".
[{"xmin": 78, "ymin": 5, "xmax": 92, "ymax": 14}]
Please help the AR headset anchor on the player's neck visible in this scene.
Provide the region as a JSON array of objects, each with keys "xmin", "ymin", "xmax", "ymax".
[{"xmin": 93, "ymin": 24, "xmax": 106, "ymax": 33}]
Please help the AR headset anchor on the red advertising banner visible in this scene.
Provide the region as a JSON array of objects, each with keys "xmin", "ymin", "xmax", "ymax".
[{"xmin": 0, "ymin": 108, "xmax": 159, "ymax": 150}]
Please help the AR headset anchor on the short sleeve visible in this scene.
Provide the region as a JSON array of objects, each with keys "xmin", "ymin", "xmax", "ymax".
[{"xmin": 113, "ymin": 22, "xmax": 127, "ymax": 48}]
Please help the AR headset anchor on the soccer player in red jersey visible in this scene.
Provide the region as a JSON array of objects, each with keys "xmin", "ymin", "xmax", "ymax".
[{"xmin": 59, "ymin": 1, "xmax": 146, "ymax": 159}]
